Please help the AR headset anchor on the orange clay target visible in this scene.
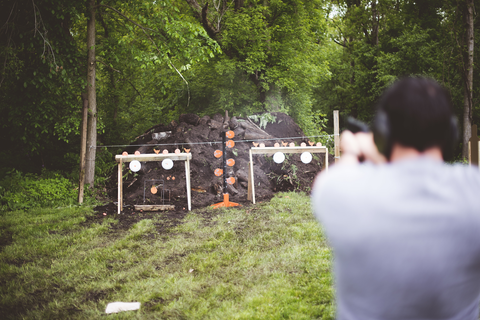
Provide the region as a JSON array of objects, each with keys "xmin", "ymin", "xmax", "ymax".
[
  {"xmin": 214, "ymin": 168, "xmax": 223, "ymax": 177},
  {"xmin": 151, "ymin": 186, "xmax": 157, "ymax": 194},
  {"xmin": 226, "ymin": 130, "xmax": 235, "ymax": 139},
  {"xmin": 227, "ymin": 177, "xmax": 235, "ymax": 185},
  {"xmin": 226, "ymin": 140, "xmax": 235, "ymax": 148},
  {"xmin": 226, "ymin": 158, "xmax": 235, "ymax": 167},
  {"xmin": 214, "ymin": 150, "xmax": 223, "ymax": 158}
]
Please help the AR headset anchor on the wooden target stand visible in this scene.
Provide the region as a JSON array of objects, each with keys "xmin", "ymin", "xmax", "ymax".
[
  {"xmin": 115, "ymin": 153, "xmax": 192, "ymax": 214},
  {"xmin": 248, "ymin": 146, "xmax": 329, "ymax": 204}
]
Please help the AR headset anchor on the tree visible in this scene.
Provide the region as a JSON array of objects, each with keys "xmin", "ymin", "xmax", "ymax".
[
  {"xmin": 183, "ymin": 0, "xmax": 331, "ymax": 132},
  {"xmin": 85, "ymin": 0, "xmax": 97, "ymax": 188},
  {"xmin": 78, "ymin": 0, "xmax": 221, "ymax": 193},
  {"xmin": 316, "ymin": 0, "xmax": 478, "ymax": 161},
  {"xmin": 462, "ymin": 0, "xmax": 474, "ymax": 158},
  {"xmin": 0, "ymin": 0, "xmax": 86, "ymax": 173}
]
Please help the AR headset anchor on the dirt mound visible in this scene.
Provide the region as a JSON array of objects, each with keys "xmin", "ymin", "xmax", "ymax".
[{"xmin": 107, "ymin": 112, "xmax": 332, "ymax": 212}]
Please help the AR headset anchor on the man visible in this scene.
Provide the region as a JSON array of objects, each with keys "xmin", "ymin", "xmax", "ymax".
[{"xmin": 312, "ymin": 77, "xmax": 480, "ymax": 320}]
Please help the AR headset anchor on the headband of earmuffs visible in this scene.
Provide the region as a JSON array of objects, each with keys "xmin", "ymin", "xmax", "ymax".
[{"xmin": 372, "ymin": 109, "xmax": 458, "ymax": 161}]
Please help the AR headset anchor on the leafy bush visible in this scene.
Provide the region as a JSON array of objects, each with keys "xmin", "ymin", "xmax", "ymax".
[
  {"xmin": 248, "ymin": 113, "xmax": 277, "ymax": 129},
  {"xmin": 0, "ymin": 170, "xmax": 77, "ymax": 211}
]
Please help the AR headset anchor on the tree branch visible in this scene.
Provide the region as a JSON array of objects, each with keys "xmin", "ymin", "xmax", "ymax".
[
  {"xmin": 96, "ymin": 4, "xmax": 154, "ymax": 32},
  {"xmin": 184, "ymin": 0, "xmax": 219, "ymax": 40},
  {"xmin": 0, "ymin": 1, "xmax": 17, "ymax": 33},
  {"xmin": 98, "ymin": 3, "xmax": 191, "ymax": 107},
  {"xmin": 96, "ymin": 59, "xmax": 120, "ymax": 72},
  {"xmin": 141, "ymin": 28, "xmax": 191, "ymax": 108},
  {"xmin": 333, "ymin": 39, "xmax": 347, "ymax": 47}
]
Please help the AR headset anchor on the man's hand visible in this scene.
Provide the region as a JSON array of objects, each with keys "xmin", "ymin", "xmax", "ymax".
[{"xmin": 340, "ymin": 131, "xmax": 386, "ymax": 165}]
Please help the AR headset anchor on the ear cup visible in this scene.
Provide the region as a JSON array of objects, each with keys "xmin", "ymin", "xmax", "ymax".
[
  {"xmin": 442, "ymin": 116, "xmax": 459, "ymax": 161},
  {"xmin": 373, "ymin": 110, "xmax": 392, "ymax": 159}
]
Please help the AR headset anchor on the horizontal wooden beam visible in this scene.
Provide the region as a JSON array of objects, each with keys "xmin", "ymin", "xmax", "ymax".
[
  {"xmin": 250, "ymin": 146, "xmax": 327, "ymax": 155},
  {"xmin": 115, "ymin": 153, "xmax": 192, "ymax": 163},
  {"xmin": 134, "ymin": 205, "xmax": 175, "ymax": 211}
]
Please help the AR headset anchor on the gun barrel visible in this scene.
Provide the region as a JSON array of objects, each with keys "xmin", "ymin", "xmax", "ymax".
[{"xmin": 346, "ymin": 117, "xmax": 370, "ymax": 133}]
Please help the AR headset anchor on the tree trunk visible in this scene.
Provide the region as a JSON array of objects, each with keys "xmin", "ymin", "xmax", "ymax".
[
  {"xmin": 78, "ymin": 93, "xmax": 88, "ymax": 203},
  {"xmin": 462, "ymin": 0, "xmax": 474, "ymax": 158},
  {"xmin": 85, "ymin": 0, "xmax": 97, "ymax": 188}
]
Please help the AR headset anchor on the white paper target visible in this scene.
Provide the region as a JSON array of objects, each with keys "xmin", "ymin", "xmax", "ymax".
[
  {"xmin": 162, "ymin": 158, "xmax": 174, "ymax": 170},
  {"xmin": 301, "ymin": 152, "xmax": 312, "ymax": 164},
  {"xmin": 129, "ymin": 160, "xmax": 141, "ymax": 172},
  {"xmin": 273, "ymin": 152, "xmax": 285, "ymax": 164}
]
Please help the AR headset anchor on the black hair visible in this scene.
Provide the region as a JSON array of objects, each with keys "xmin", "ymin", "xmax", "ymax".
[{"xmin": 373, "ymin": 77, "xmax": 457, "ymax": 160}]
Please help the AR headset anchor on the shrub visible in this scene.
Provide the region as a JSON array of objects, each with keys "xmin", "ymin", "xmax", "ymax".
[{"xmin": 0, "ymin": 170, "xmax": 77, "ymax": 211}]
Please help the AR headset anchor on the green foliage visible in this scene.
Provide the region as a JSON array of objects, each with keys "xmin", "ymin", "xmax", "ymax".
[
  {"xmin": 184, "ymin": 0, "xmax": 331, "ymax": 123},
  {"xmin": 0, "ymin": 0, "xmax": 86, "ymax": 172},
  {"xmin": 4, "ymin": 0, "xmax": 480, "ymax": 172},
  {"xmin": 316, "ymin": 0, "xmax": 480, "ymax": 159},
  {"xmin": 0, "ymin": 170, "xmax": 77, "ymax": 211},
  {"xmin": 248, "ymin": 113, "xmax": 277, "ymax": 129}
]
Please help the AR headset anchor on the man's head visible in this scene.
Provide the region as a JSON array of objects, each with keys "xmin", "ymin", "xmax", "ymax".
[{"xmin": 373, "ymin": 77, "xmax": 458, "ymax": 161}]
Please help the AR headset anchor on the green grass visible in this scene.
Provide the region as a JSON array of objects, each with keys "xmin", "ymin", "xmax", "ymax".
[{"xmin": 0, "ymin": 192, "xmax": 334, "ymax": 319}]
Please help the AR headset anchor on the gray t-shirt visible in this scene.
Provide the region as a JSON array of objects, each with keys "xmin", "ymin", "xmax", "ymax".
[{"xmin": 312, "ymin": 157, "xmax": 480, "ymax": 320}]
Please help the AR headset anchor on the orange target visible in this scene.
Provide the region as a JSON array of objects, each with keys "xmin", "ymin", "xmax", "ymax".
[
  {"xmin": 226, "ymin": 159, "xmax": 235, "ymax": 167},
  {"xmin": 214, "ymin": 168, "xmax": 223, "ymax": 177},
  {"xmin": 227, "ymin": 177, "xmax": 235, "ymax": 185},
  {"xmin": 226, "ymin": 130, "xmax": 235, "ymax": 139},
  {"xmin": 226, "ymin": 140, "xmax": 235, "ymax": 148},
  {"xmin": 214, "ymin": 150, "xmax": 223, "ymax": 158}
]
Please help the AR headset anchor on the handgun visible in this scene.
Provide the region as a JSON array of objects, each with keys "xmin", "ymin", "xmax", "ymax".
[{"xmin": 346, "ymin": 116, "xmax": 370, "ymax": 133}]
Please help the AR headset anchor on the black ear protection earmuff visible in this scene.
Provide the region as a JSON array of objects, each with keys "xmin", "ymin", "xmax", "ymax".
[
  {"xmin": 372, "ymin": 109, "xmax": 459, "ymax": 161},
  {"xmin": 442, "ymin": 116, "xmax": 459, "ymax": 162},
  {"xmin": 372, "ymin": 109, "xmax": 392, "ymax": 159}
]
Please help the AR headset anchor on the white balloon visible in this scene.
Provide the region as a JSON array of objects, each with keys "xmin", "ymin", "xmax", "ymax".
[
  {"xmin": 301, "ymin": 152, "xmax": 312, "ymax": 164},
  {"xmin": 162, "ymin": 158, "xmax": 174, "ymax": 170},
  {"xmin": 273, "ymin": 152, "xmax": 285, "ymax": 164},
  {"xmin": 129, "ymin": 160, "xmax": 141, "ymax": 172}
]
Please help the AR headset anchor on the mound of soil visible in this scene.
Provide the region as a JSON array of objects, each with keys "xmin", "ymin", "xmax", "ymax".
[{"xmin": 104, "ymin": 112, "xmax": 333, "ymax": 213}]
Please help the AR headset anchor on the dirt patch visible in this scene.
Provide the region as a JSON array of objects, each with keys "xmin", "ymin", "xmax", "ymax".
[
  {"xmin": 90, "ymin": 203, "xmax": 189, "ymax": 233},
  {"xmin": 100, "ymin": 112, "xmax": 333, "ymax": 215}
]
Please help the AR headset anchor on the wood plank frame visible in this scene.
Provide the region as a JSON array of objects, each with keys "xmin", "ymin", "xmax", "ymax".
[
  {"xmin": 115, "ymin": 153, "xmax": 192, "ymax": 213},
  {"xmin": 248, "ymin": 146, "xmax": 328, "ymax": 204}
]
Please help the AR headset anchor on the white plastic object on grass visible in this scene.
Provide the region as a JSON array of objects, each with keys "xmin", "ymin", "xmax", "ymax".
[
  {"xmin": 105, "ymin": 302, "xmax": 141, "ymax": 314},
  {"xmin": 273, "ymin": 152, "xmax": 285, "ymax": 164},
  {"xmin": 301, "ymin": 152, "xmax": 312, "ymax": 164},
  {"xmin": 162, "ymin": 158, "xmax": 174, "ymax": 170},
  {"xmin": 129, "ymin": 160, "xmax": 141, "ymax": 172}
]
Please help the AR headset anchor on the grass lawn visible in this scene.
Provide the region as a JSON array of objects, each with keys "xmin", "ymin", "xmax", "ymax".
[{"xmin": 0, "ymin": 192, "xmax": 334, "ymax": 319}]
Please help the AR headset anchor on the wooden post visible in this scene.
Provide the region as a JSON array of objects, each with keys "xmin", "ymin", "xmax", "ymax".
[
  {"xmin": 117, "ymin": 159, "xmax": 123, "ymax": 214},
  {"xmin": 185, "ymin": 157, "xmax": 192, "ymax": 210},
  {"xmin": 325, "ymin": 148, "xmax": 329, "ymax": 172},
  {"xmin": 469, "ymin": 124, "xmax": 479, "ymax": 166},
  {"xmin": 249, "ymin": 149, "xmax": 256, "ymax": 204},
  {"xmin": 334, "ymin": 110, "xmax": 340, "ymax": 163},
  {"xmin": 247, "ymin": 162, "xmax": 252, "ymax": 201}
]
